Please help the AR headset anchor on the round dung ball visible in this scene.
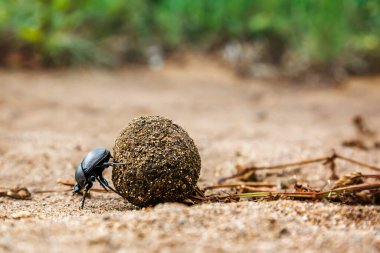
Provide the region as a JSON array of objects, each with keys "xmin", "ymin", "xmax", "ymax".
[{"xmin": 112, "ymin": 116, "xmax": 201, "ymax": 207}]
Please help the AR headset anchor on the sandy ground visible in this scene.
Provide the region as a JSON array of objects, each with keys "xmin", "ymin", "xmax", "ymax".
[{"xmin": 0, "ymin": 57, "xmax": 379, "ymax": 252}]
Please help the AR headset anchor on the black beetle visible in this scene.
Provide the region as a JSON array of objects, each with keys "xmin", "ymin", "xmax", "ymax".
[{"xmin": 73, "ymin": 147, "xmax": 124, "ymax": 209}]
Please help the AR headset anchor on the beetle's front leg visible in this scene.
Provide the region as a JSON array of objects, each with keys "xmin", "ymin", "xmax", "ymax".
[{"xmin": 80, "ymin": 181, "xmax": 93, "ymax": 209}]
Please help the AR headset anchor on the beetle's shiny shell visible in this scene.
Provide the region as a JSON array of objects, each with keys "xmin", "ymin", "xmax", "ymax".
[
  {"xmin": 74, "ymin": 164, "xmax": 87, "ymax": 188},
  {"xmin": 81, "ymin": 147, "xmax": 110, "ymax": 174},
  {"xmin": 75, "ymin": 147, "xmax": 111, "ymax": 188}
]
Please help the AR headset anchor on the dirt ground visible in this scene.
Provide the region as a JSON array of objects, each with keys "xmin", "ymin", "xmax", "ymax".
[{"xmin": 0, "ymin": 57, "xmax": 379, "ymax": 252}]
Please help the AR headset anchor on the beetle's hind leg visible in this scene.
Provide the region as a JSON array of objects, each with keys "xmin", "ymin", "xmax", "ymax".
[
  {"xmin": 95, "ymin": 177, "xmax": 109, "ymax": 192},
  {"xmin": 97, "ymin": 176, "xmax": 121, "ymax": 196}
]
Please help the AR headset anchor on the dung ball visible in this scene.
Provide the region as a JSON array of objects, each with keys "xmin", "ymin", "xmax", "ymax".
[{"xmin": 112, "ymin": 116, "xmax": 201, "ymax": 207}]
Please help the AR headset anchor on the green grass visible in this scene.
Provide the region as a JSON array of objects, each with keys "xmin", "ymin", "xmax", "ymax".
[{"xmin": 0, "ymin": 0, "xmax": 380, "ymax": 72}]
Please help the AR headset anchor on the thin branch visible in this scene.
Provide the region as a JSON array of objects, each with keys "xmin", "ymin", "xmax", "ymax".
[
  {"xmin": 219, "ymin": 152, "xmax": 380, "ymax": 183},
  {"xmin": 57, "ymin": 179, "xmax": 108, "ymax": 193},
  {"xmin": 33, "ymin": 189, "xmax": 71, "ymax": 194},
  {"xmin": 336, "ymin": 154, "xmax": 380, "ymax": 172},
  {"xmin": 218, "ymin": 156, "xmax": 328, "ymax": 183},
  {"xmin": 204, "ymin": 182, "xmax": 276, "ymax": 190},
  {"xmin": 234, "ymin": 182, "xmax": 380, "ymax": 200},
  {"xmin": 317, "ymin": 182, "xmax": 380, "ymax": 198},
  {"xmin": 361, "ymin": 174, "xmax": 380, "ymax": 179}
]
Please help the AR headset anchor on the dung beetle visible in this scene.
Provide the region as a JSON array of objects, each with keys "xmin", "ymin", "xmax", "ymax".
[{"xmin": 73, "ymin": 147, "xmax": 125, "ymax": 209}]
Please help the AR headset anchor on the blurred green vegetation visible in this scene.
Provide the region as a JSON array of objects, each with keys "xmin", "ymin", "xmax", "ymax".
[{"xmin": 0, "ymin": 0, "xmax": 380, "ymax": 74}]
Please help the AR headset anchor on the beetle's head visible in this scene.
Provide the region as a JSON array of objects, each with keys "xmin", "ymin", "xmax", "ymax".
[
  {"xmin": 74, "ymin": 163, "xmax": 87, "ymax": 190},
  {"xmin": 73, "ymin": 183, "xmax": 81, "ymax": 194}
]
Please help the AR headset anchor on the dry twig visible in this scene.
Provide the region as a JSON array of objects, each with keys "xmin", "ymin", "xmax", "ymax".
[{"xmin": 218, "ymin": 151, "xmax": 380, "ymax": 183}]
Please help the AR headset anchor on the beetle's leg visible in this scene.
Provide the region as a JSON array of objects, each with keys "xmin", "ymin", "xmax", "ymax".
[
  {"xmin": 97, "ymin": 176, "xmax": 113, "ymax": 191},
  {"xmin": 97, "ymin": 176, "xmax": 121, "ymax": 196},
  {"xmin": 102, "ymin": 162, "xmax": 126, "ymax": 167},
  {"xmin": 80, "ymin": 181, "xmax": 93, "ymax": 209},
  {"xmin": 95, "ymin": 177, "xmax": 109, "ymax": 192}
]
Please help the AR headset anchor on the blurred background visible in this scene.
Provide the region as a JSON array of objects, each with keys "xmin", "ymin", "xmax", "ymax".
[
  {"xmin": 1, "ymin": 0, "xmax": 380, "ymax": 82},
  {"xmin": 1, "ymin": 2, "xmax": 380, "ymax": 251}
]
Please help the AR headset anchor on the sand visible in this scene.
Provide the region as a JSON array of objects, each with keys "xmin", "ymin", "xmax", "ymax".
[{"xmin": 0, "ymin": 57, "xmax": 379, "ymax": 252}]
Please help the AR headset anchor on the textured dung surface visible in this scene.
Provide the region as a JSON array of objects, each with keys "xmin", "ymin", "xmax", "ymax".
[{"xmin": 112, "ymin": 116, "xmax": 201, "ymax": 207}]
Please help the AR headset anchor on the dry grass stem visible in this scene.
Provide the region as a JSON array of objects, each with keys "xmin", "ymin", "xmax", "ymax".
[
  {"xmin": 219, "ymin": 152, "xmax": 380, "ymax": 183},
  {"xmin": 204, "ymin": 182, "xmax": 276, "ymax": 190},
  {"xmin": 234, "ymin": 182, "xmax": 380, "ymax": 200}
]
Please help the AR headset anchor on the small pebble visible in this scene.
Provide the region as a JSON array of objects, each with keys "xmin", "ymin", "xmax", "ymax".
[{"xmin": 10, "ymin": 211, "xmax": 31, "ymax": 219}]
